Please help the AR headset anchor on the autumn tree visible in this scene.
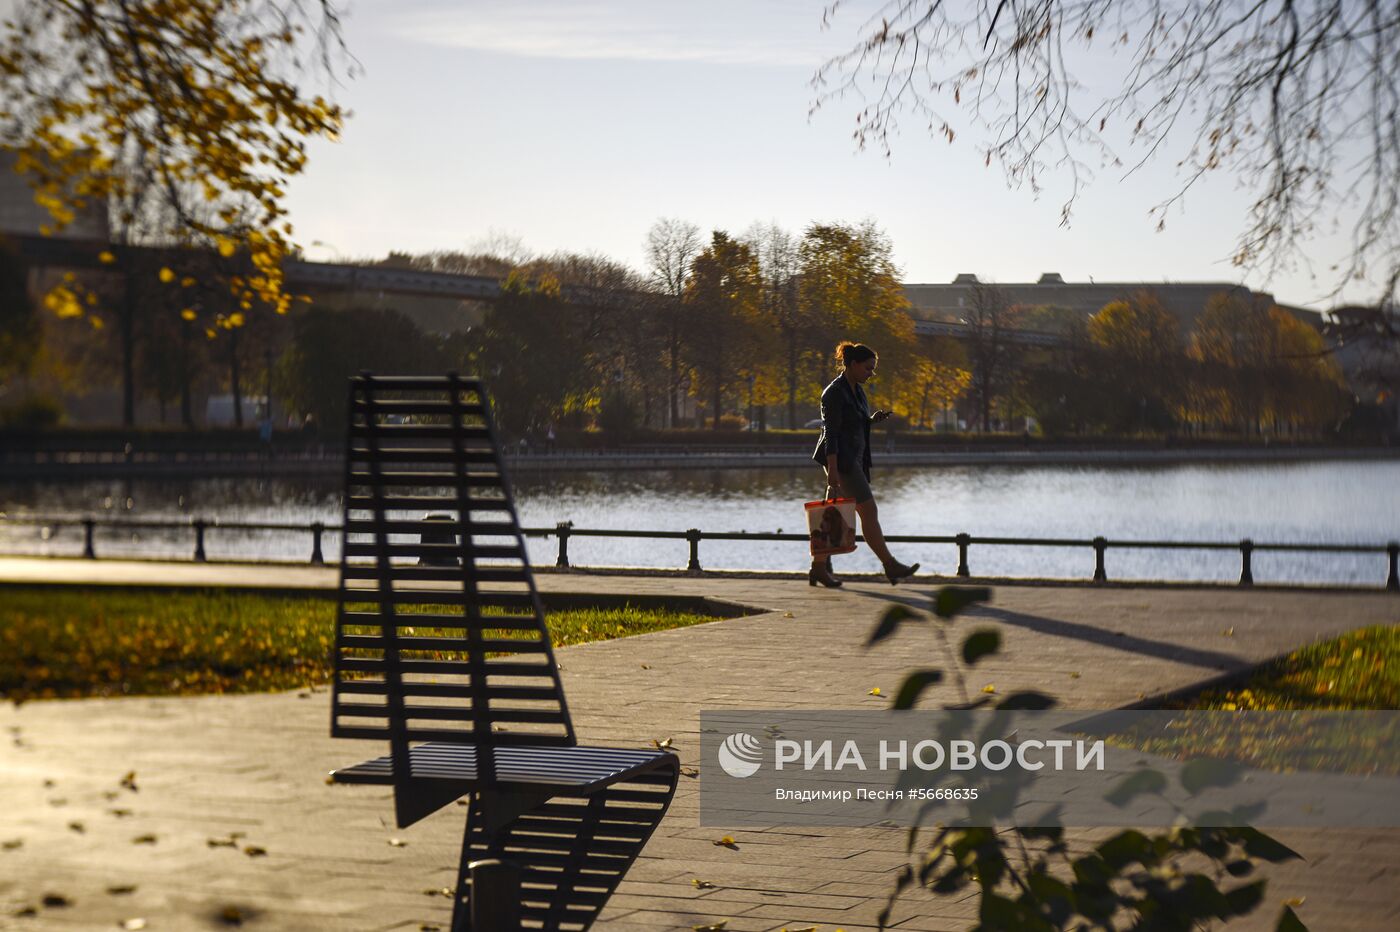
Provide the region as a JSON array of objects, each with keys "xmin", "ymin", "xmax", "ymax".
[
  {"xmin": 1263, "ymin": 307, "xmax": 1349, "ymax": 432},
  {"xmin": 281, "ymin": 305, "xmax": 448, "ymax": 431},
  {"xmin": 522, "ymin": 251, "xmax": 663, "ymax": 430},
  {"xmin": 816, "ymin": 1, "xmax": 1400, "ymax": 308},
  {"xmin": 470, "ymin": 273, "xmax": 597, "ymax": 436},
  {"xmin": 1189, "ymin": 292, "xmax": 1278, "ymax": 432},
  {"xmin": 891, "ymin": 349, "xmax": 972, "ymax": 430},
  {"xmin": 681, "ymin": 232, "xmax": 764, "ymax": 429},
  {"xmin": 0, "ymin": 240, "xmax": 39, "ymax": 385},
  {"xmin": 743, "ymin": 221, "xmax": 811, "ymax": 428},
  {"xmin": 797, "ymin": 221, "xmax": 916, "ymax": 413},
  {"xmin": 963, "ymin": 282, "xmax": 1022, "ymax": 431},
  {"xmin": 645, "ymin": 218, "xmax": 702, "ymax": 427},
  {"xmin": 0, "ymin": 1, "xmax": 349, "ymax": 423},
  {"xmin": 1087, "ymin": 291, "xmax": 1184, "ymax": 432}
]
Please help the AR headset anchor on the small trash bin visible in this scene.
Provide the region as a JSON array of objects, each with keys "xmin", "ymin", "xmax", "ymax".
[
  {"xmin": 805, "ymin": 497, "xmax": 857, "ymax": 558},
  {"xmin": 420, "ymin": 513, "xmax": 460, "ymax": 566}
]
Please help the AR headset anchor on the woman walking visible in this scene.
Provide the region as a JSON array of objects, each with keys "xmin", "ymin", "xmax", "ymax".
[{"xmin": 809, "ymin": 341, "xmax": 920, "ymax": 587}]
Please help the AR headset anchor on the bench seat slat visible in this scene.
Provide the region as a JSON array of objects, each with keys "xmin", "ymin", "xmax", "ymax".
[{"xmin": 331, "ymin": 743, "xmax": 675, "ymax": 792}]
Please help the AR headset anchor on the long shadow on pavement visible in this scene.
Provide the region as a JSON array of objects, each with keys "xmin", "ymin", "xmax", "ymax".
[{"xmin": 844, "ymin": 586, "xmax": 1247, "ymax": 672}]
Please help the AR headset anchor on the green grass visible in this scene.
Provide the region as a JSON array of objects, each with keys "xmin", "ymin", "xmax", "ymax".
[
  {"xmin": 0, "ymin": 586, "xmax": 717, "ymax": 701},
  {"xmin": 1110, "ymin": 624, "xmax": 1400, "ymax": 777},
  {"xmin": 1169, "ymin": 623, "xmax": 1400, "ymax": 711}
]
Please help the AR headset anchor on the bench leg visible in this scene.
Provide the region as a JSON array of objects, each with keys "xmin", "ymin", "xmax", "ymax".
[{"xmin": 452, "ymin": 762, "xmax": 679, "ymax": 931}]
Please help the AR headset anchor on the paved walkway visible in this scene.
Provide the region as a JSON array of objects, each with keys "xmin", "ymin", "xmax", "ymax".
[{"xmin": 1, "ymin": 561, "xmax": 1398, "ymax": 930}]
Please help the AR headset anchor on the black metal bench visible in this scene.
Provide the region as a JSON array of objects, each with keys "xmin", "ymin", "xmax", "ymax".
[{"xmin": 328, "ymin": 374, "xmax": 678, "ymax": 931}]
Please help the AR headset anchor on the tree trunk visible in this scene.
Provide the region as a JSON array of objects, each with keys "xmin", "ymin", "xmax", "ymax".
[
  {"xmin": 712, "ymin": 374, "xmax": 722, "ymax": 430},
  {"xmin": 668, "ymin": 326, "xmax": 679, "ymax": 429},
  {"xmin": 179, "ymin": 321, "xmax": 194, "ymax": 429},
  {"xmin": 121, "ymin": 283, "xmax": 136, "ymax": 427},
  {"xmin": 230, "ymin": 327, "xmax": 243, "ymax": 428},
  {"xmin": 786, "ymin": 339, "xmax": 799, "ymax": 429}
]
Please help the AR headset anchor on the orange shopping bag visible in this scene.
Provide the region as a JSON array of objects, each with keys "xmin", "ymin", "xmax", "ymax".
[{"xmin": 805, "ymin": 497, "xmax": 857, "ymax": 557}]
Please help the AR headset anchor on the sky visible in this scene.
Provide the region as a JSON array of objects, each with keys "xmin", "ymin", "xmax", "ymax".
[{"xmin": 274, "ymin": 0, "xmax": 1368, "ymax": 310}]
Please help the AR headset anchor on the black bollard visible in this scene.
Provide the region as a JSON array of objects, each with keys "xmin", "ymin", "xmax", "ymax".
[
  {"xmin": 555, "ymin": 522, "xmax": 571, "ymax": 568},
  {"xmin": 955, "ymin": 533, "xmax": 971, "ymax": 577},
  {"xmin": 686, "ymin": 528, "xmax": 702, "ymax": 574},
  {"xmin": 1092, "ymin": 537, "xmax": 1107, "ymax": 583},
  {"xmin": 83, "ymin": 519, "xmax": 96, "ymax": 559},
  {"xmin": 310, "ymin": 522, "xmax": 325, "ymax": 566},
  {"xmin": 467, "ymin": 858, "xmax": 521, "ymax": 931},
  {"xmin": 1239, "ymin": 539, "xmax": 1254, "ymax": 586}
]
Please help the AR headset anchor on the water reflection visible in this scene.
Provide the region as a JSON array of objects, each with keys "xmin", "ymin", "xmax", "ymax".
[{"xmin": 1, "ymin": 461, "xmax": 1396, "ymax": 585}]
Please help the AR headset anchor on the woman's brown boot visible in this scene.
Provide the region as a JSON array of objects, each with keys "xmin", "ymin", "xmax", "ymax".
[{"xmin": 808, "ymin": 560, "xmax": 842, "ymax": 588}]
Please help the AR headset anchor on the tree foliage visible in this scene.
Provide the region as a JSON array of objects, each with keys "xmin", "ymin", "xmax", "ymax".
[
  {"xmin": 868, "ymin": 589, "xmax": 1312, "ymax": 932},
  {"xmin": 280, "ymin": 305, "xmax": 447, "ymax": 430},
  {"xmin": 0, "ymin": 239, "xmax": 39, "ymax": 381},
  {"xmin": 1087, "ymin": 291, "xmax": 1182, "ymax": 431},
  {"xmin": 682, "ymin": 232, "xmax": 766, "ymax": 429},
  {"xmin": 815, "ymin": 0, "xmax": 1400, "ymax": 305},
  {"xmin": 0, "ymin": 0, "xmax": 349, "ymax": 315}
]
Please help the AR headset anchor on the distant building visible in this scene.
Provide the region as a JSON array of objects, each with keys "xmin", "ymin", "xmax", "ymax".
[
  {"xmin": 902, "ymin": 272, "xmax": 1322, "ymax": 330},
  {"xmin": 0, "ymin": 151, "xmax": 109, "ymax": 239}
]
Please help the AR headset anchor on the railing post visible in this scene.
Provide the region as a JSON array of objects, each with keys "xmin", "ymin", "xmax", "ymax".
[
  {"xmin": 1238, "ymin": 539, "xmax": 1255, "ymax": 586},
  {"xmin": 555, "ymin": 521, "xmax": 571, "ymax": 568},
  {"xmin": 309, "ymin": 522, "xmax": 325, "ymax": 566},
  {"xmin": 1092, "ymin": 537, "xmax": 1107, "ymax": 583},
  {"xmin": 192, "ymin": 519, "xmax": 207, "ymax": 562},
  {"xmin": 83, "ymin": 519, "xmax": 96, "ymax": 559},
  {"xmin": 686, "ymin": 528, "xmax": 702, "ymax": 574},
  {"xmin": 955, "ymin": 533, "xmax": 971, "ymax": 577},
  {"xmin": 467, "ymin": 858, "xmax": 520, "ymax": 931},
  {"xmin": 1387, "ymin": 542, "xmax": 1398, "ymax": 592}
]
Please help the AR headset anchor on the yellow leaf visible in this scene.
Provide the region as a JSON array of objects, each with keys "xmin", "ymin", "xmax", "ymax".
[
  {"xmin": 982, "ymin": 684, "xmax": 997, "ymax": 694},
  {"xmin": 1284, "ymin": 896, "xmax": 1306, "ymax": 907},
  {"xmin": 158, "ymin": 267, "xmax": 174, "ymax": 283},
  {"xmin": 98, "ymin": 250, "xmax": 116, "ymax": 264},
  {"xmin": 181, "ymin": 276, "xmax": 196, "ymax": 287},
  {"xmin": 181, "ymin": 309, "xmax": 197, "ymax": 321},
  {"xmin": 713, "ymin": 835, "xmax": 737, "ymax": 849},
  {"xmin": 691, "ymin": 878, "xmax": 716, "ymax": 889},
  {"xmin": 868, "ymin": 687, "xmax": 882, "ymax": 696},
  {"xmin": 216, "ymin": 236, "xmax": 236, "ymax": 258},
  {"xmin": 228, "ymin": 312, "xmax": 246, "ymax": 327}
]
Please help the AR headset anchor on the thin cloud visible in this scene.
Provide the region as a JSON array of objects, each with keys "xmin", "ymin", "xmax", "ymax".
[{"xmin": 386, "ymin": 0, "xmax": 839, "ymax": 68}]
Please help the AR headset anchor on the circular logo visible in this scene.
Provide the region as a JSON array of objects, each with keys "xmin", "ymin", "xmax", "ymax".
[{"xmin": 717, "ymin": 732, "xmax": 763, "ymax": 778}]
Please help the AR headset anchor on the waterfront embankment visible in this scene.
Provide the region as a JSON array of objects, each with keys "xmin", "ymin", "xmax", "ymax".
[{"xmin": 2, "ymin": 442, "xmax": 1397, "ymax": 479}]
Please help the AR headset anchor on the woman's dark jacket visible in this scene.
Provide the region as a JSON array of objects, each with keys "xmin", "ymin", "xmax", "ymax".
[{"xmin": 811, "ymin": 375, "xmax": 873, "ymax": 479}]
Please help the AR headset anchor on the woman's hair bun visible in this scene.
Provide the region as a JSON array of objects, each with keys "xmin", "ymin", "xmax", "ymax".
[{"xmin": 835, "ymin": 341, "xmax": 877, "ymax": 366}]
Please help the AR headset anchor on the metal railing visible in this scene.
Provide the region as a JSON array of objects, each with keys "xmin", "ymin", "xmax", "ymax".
[{"xmin": 1, "ymin": 514, "xmax": 1396, "ymax": 590}]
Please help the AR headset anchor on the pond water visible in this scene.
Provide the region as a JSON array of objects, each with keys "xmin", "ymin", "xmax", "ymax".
[{"xmin": 2, "ymin": 460, "xmax": 1397, "ymax": 586}]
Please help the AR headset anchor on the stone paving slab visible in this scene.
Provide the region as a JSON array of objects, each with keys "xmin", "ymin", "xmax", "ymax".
[{"xmin": 0, "ymin": 562, "xmax": 1398, "ymax": 930}]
